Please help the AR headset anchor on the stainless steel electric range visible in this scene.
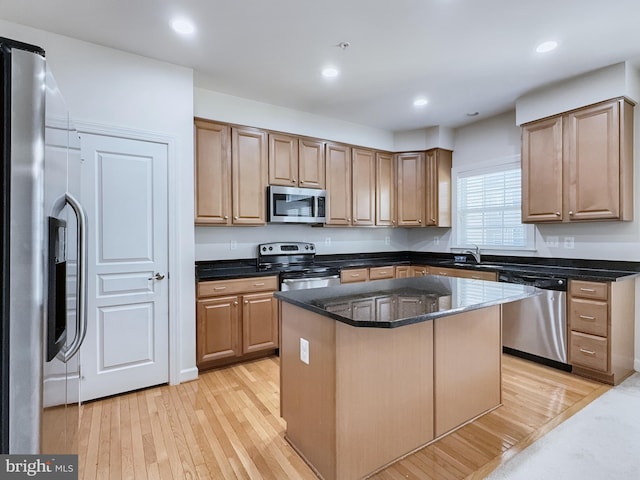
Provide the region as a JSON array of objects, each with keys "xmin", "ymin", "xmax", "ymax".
[{"xmin": 257, "ymin": 242, "xmax": 340, "ymax": 291}]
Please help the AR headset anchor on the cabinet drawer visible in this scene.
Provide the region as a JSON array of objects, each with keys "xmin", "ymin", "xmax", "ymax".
[
  {"xmin": 570, "ymin": 331, "xmax": 608, "ymax": 372},
  {"xmin": 198, "ymin": 276, "xmax": 278, "ymax": 298},
  {"xmin": 341, "ymin": 268, "xmax": 369, "ymax": 283},
  {"xmin": 369, "ymin": 266, "xmax": 395, "ymax": 280},
  {"xmin": 570, "ymin": 280, "xmax": 608, "ymax": 301},
  {"xmin": 569, "ymin": 297, "xmax": 608, "ymax": 337}
]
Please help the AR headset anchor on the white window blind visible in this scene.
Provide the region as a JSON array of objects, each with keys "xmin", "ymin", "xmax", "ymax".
[{"xmin": 456, "ymin": 162, "xmax": 532, "ymax": 249}]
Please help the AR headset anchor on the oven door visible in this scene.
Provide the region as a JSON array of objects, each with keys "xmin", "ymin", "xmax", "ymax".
[{"xmin": 281, "ymin": 275, "xmax": 340, "ymax": 291}]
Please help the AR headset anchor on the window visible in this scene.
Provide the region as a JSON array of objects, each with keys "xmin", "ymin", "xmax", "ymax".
[{"xmin": 455, "ymin": 157, "xmax": 534, "ymax": 250}]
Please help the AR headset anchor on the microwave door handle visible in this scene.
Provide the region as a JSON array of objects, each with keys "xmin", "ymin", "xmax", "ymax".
[{"xmin": 57, "ymin": 193, "xmax": 88, "ymax": 363}]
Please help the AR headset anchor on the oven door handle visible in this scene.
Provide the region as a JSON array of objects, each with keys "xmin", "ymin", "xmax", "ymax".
[{"xmin": 282, "ymin": 275, "xmax": 340, "ymax": 284}]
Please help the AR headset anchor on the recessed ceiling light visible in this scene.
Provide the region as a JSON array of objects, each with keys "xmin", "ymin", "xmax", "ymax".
[
  {"xmin": 413, "ymin": 98, "xmax": 428, "ymax": 107},
  {"xmin": 322, "ymin": 67, "xmax": 340, "ymax": 78},
  {"xmin": 536, "ymin": 40, "xmax": 558, "ymax": 53},
  {"xmin": 170, "ymin": 18, "xmax": 196, "ymax": 35}
]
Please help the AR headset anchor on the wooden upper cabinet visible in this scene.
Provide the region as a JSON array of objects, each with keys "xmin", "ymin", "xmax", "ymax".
[
  {"xmin": 194, "ymin": 120, "xmax": 231, "ymax": 225},
  {"xmin": 232, "ymin": 126, "xmax": 268, "ymax": 225},
  {"xmin": 376, "ymin": 152, "xmax": 395, "ymax": 226},
  {"xmin": 565, "ymin": 99, "xmax": 633, "ymax": 221},
  {"xmin": 298, "ymin": 138, "xmax": 326, "ymax": 189},
  {"xmin": 325, "ymin": 143, "xmax": 352, "ymax": 225},
  {"xmin": 425, "ymin": 149, "xmax": 452, "ymax": 227},
  {"xmin": 268, "ymin": 133, "xmax": 298, "ymax": 187},
  {"xmin": 351, "ymin": 148, "xmax": 376, "ymax": 226},
  {"xmin": 269, "ymin": 134, "xmax": 325, "ymax": 189},
  {"xmin": 522, "ymin": 98, "xmax": 634, "ymax": 223},
  {"xmin": 522, "ymin": 116, "xmax": 564, "ymax": 222},
  {"xmin": 396, "ymin": 152, "xmax": 424, "ymax": 226}
]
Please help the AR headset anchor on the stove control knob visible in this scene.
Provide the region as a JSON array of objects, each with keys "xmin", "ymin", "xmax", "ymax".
[
  {"xmin": 261, "ymin": 246, "xmax": 267, "ymax": 252},
  {"xmin": 269, "ymin": 246, "xmax": 273, "ymax": 251},
  {"xmin": 305, "ymin": 245, "xmax": 309, "ymax": 250},
  {"xmin": 310, "ymin": 245, "xmax": 314, "ymax": 250}
]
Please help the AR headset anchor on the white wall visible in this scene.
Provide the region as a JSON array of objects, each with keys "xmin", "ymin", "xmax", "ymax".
[
  {"xmin": 195, "ymin": 87, "xmax": 395, "ymax": 150},
  {"xmin": 195, "ymin": 225, "xmax": 408, "ymax": 261},
  {"xmin": 0, "ymin": 20, "xmax": 197, "ymax": 382},
  {"xmin": 516, "ymin": 62, "xmax": 635, "ymax": 125}
]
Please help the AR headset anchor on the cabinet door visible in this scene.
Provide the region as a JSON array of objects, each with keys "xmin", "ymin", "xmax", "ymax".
[
  {"xmin": 395, "ymin": 266, "xmax": 411, "ymax": 278},
  {"xmin": 196, "ymin": 296, "xmax": 241, "ymax": 367},
  {"xmin": 232, "ymin": 126, "xmax": 268, "ymax": 225},
  {"xmin": 351, "ymin": 148, "xmax": 376, "ymax": 226},
  {"xmin": 268, "ymin": 133, "xmax": 298, "ymax": 187},
  {"xmin": 521, "ymin": 116, "xmax": 564, "ymax": 222},
  {"xmin": 376, "ymin": 152, "xmax": 395, "ymax": 226},
  {"xmin": 425, "ymin": 149, "xmax": 452, "ymax": 227},
  {"xmin": 396, "ymin": 152, "xmax": 424, "ymax": 226},
  {"xmin": 326, "ymin": 143, "xmax": 352, "ymax": 225},
  {"xmin": 194, "ymin": 120, "xmax": 231, "ymax": 225},
  {"xmin": 565, "ymin": 100, "xmax": 620, "ymax": 221},
  {"xmin": 242, "ymin": 292, "xmax": 278, "ymax": 354},
  {"xmin": 299, "ymin": 138, "xmax": 325, "ymax": 189},
  {"xmin": 410, "ymin": 266, "xmax": 429, "ymax": 277}
]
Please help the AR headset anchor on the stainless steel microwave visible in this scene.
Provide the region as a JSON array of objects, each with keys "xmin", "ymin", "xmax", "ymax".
[{"xmin": 267, "ymin": 185, "xmax": 326, "ymax": 224}]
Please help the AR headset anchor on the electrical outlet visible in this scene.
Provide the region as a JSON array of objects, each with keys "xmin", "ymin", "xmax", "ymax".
[
  {"xmin": 230, "ymin": 240, "xmax": 237, "ymax": 250},
  {"xmin": 300, "ymin": 338, "xmax": 309, "ymax": 365},
  {"xmin": 546, "ymin": 236, "xmax": 559, "ymax": 247},
  {"xmin": 325, "ymin": 237, "xmax": 331, "ymax": 247},
  {"xmin": 564, "ymin": 237, "xmax": 575, "ymax": 249},
  {"xmin": 385, "ymin": 236, "xmax": 390, "ymax": 245}
]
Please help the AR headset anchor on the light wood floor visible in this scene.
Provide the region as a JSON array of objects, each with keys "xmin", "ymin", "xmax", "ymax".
[{"xmin": 78, "ymin": 354, "xmax": 607, "ymax": 479}]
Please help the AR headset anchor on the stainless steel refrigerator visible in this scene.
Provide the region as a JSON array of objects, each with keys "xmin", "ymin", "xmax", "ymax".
[{"xmin": 0, "ymin": 37, "xmax": 87, "ymax": 454}]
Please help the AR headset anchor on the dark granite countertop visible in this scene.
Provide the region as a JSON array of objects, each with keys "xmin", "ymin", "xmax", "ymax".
[
  {"xmin": 275, "ymin": 276, "xmax": 538, "ymax": 328},
  {"xmin": 196, "ymin": 251, "xmax": 640, "ymax": 282}
]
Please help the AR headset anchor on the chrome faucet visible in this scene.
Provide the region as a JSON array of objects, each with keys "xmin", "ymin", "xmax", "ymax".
[{"xmin": 464, "ymin": 244, "xmax": 481, "ymax": 264}]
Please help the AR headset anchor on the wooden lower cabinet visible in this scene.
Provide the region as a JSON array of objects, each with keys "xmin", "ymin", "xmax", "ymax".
[
  {"xmin": 429, "ymin": 266, "xmax": 497, "ymax": 281},
  {"xmin": 340, "ymin": 268, "xmax": 369, "ymax": 283},
  {"xmin": 568, "ymin": 279, "xmax": 635, "ymax": 385},
  {"xmin": 196, "ymin": 276, "xmax": 278, "ymax": 370},
  {"xmin": 395, "ymin": 265, "xmax": 411, "ymax": 278},
  {"xmin": 410, "ymin": 265, "xmax": 429, "ymax": 277}
]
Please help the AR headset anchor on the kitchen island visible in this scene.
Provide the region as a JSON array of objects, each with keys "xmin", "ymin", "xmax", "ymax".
[{"xmin": 276, "ymin": 276, "xmax": 538, "ymax": 480}]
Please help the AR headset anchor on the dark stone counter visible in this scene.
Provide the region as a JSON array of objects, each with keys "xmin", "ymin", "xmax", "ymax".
[
  {"xmin": 275, "ymin": 276, "xmax": 538, "ymax": 328},
  {"xmin": 197, "ymin": 251, "xmax": 640, "ymax": 282}
]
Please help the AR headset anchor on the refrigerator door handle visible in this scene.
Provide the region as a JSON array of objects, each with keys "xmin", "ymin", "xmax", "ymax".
[{"xmin": 58, "ymin": 193, "xmax": 88, "ymax": 363}]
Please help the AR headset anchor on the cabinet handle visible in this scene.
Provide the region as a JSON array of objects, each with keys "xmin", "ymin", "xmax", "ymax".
[
  {"xmin": 579, "ymin": 315, "xmax": 595, "ymax": 320},
  {"xmin": 351, "ymin": 274, "xmax": 360, "ymax": 277},
  {"xmin": 569, "ymin": 211, "xmax": 574, "ymax": 216},
  {"xmin": 254, "ymin": 282, "xmax": 265, "ymax": 287},
  {"xmin": 579, "ymin": 348, "xmax": 596, "ymax": 356},
  {"xmin": 300, "ymin": 180, "xmax": 305, "ymax": 184},
  {"xmin": 471, "ymin": 276, "xmax": 481, "ymax": 279},
  {"xmin": 431, "ymin": 218, "xmax": 436, "ymax": 222},
  {"xmin": 213, "ymin": 286, "xmax": 226, "ymax": 291},
  {"xmin": 348, "ymin": 218, "xmax": 351, "ymax": 222},
  {"xmin": 244, "ymin": 300, "xmax": 249, "ymax": 304},
  {"xmin": 379, "ymin": 271, "xmax": 387, "ymax": 274},
  {"xmin": 234, "ymin": 216, "xmax": 238, "ymax": 220},
  {"xmin": 580, "ymin": 288, "xmax": 596, "ymax": 293},
  {"xmin": 418, "ymin": 219, "xmax": 422, "ymax": 223},
  {"xmin": 291, "ymin": 179, "xmax": 296, "ymax": 183},
  {"xmin": 224, "ymin": 215, "xmax": 228, "ymax": 219},
  {"xmin": 555, "ymin": 212, "xmax": 561, "ymax": 216},
  {"xmin": 233, "ymin": 301, "xmax": 238, "ymax": 306}
]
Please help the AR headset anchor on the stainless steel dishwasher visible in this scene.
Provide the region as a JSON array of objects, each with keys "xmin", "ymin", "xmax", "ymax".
[{"xmin": 499, "ymin": 271, "xmax": 570, "ymax": 371}]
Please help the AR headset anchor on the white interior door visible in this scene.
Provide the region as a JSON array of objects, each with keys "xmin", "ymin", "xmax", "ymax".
[{"xmin": 79, "ymin": 132, "xmax": 169, "ymax": 401}]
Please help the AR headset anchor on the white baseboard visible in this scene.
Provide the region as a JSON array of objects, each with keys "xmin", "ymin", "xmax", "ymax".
[{"xmin": 178, "ymin": 367, "xmax": 199, "ymax": 384}]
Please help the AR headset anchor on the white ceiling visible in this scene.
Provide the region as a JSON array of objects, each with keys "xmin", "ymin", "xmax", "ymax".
[{"xmin": 2, "ymin": 0, "xmax": 640, "ymax": 132}]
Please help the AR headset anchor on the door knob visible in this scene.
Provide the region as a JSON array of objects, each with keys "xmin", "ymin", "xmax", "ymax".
[{"xmin": 148, "ymin": 273, "xmax": 165, "ymax": 280}]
